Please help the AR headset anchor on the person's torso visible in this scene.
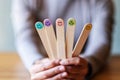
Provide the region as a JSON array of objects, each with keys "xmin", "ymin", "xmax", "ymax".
[{"xmin": 25, "ymin": 0, "xmax": 102, "ymax": 54}]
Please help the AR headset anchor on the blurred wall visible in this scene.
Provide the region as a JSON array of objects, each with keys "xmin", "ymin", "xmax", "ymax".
[
  {"xmin": 112, "ymin": 0, "xmax": 120, "ymax": 54},
  {"xmin": 0, "ymin": 0, "xmax": 120, "ymax": 54},
  {"xmin": 0, "ymin": 0, "xmax": 15, "ymax": 51}
]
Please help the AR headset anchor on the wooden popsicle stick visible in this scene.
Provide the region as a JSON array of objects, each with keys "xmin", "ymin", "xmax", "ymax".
[
  {"xmin": 44, "ymin": 19, "xmax": 57, "ymax": 59},
  {"xmin": 56, "ymin": 18, "xmax": 66, "ymax": 59},
  {"xmin": 35, "ymin": 22, "xmax": 54, "ymax": 59},
  {"xmin": 66, "ymin": 18, "xmax": 76, "ymax": 58},
  {"xmin": 72, "ymin": 23, "xmax": 92, "ymax": 57}
]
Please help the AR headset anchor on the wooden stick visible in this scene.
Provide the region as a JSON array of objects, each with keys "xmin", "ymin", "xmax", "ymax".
[
  {"xmin": 35, "ymin": 22, "xmax": 54, "ymax": 59},
  {"xmin": 56, "ymin": 18, "xmax": 66, "ymax": 59},
  {"xmin": 44, "ymin": 19, "xmax": 57, "ymax": 59},
  {"xmin": 66, "ymin": 18, "xmax": 76, "ymax": 58},
  {"xmin": 72, "ymin": 23, "xmax": 92, "ymax": 57}
]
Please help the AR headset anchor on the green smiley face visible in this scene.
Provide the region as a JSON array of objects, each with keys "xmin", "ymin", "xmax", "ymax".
[
  {"xmin": 68, "ymin": 18, "xmax": 76, "ymax": 26},
  {"xmin": 35, "ymin": 22, "xmax": 44, "ymax": 29}
]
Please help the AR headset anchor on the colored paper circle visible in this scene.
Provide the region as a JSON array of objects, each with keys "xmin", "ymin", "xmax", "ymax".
[
  {"xmin": 86, "ymin": 24, "xmax": 92, "ymax": 30},
  {"xmin": 68, "ymin": 18, "xmax": 76, "ymax": 26},
  {"xmin": 35, "ymin": 22, "xmax": 44, "ymax": 29},
  {"xmin": 44, "ymin": 19, "xmax": 51, "ymax": 27},
  {"xmin": 56, "ymin": 18, "xmax": 64, "ymax": 27},
  {"xmin": 57, "ymin": 21, "xmax": 63, "ymax": 26}
]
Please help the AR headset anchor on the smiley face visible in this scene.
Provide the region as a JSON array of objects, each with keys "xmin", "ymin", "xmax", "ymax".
[
  {"xmin": 35, "ymin": 22, "xmax": 44, "ymax": 29},
  {"xmin": 44, "ymin": 19, "xmax": 51, "ymax": 27},
  {"xmin": 68, "ymin": 18, "xmax": 76, "ymax": 26},
  {"xmin": 85, "ymin": 24, "xmax": 92, "ymax": 30},
  {"xmin": 69, "ymin": 20, "xmax": 74, "ymax": 25},
  {"xmin": 57, "ymin": 21, "xmax": 63, "ymax": 26},
  {"xmin": 56, "ymin": 18, "xmax": 64, "ymax": 27}
]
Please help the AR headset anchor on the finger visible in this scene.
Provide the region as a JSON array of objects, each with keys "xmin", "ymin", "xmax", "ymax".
[
  {"xmin": 31, "ymin": 65, "xmax": 66, "ymax": 80},
  {"xmin": 66, "ymin": 66, "xmax": 81, "ymax": 74},
  {"xmin": 64, "ymin": 73, "xmax": 85, "ymax": 80},
  {"xmin": 60, "ymin": 57, "xmax": 87, "ymax": 66},
  {"xmin": 66, "ymin": 66, "xmax": 88, "ymax": 75},
  {"xmin": 60, "ymin": 57, "xmax": 81, "ymax": 65},
  {"xmin": 47, "ymin": 72, "xmax": 68, "ymax": 80},
  {"xmin": 35, "ymin": 58, "xmax": 50, "ymax": 64},
  {"xmin": 30, "ymin": 59, "xmax": 60, "ymax": 74}
]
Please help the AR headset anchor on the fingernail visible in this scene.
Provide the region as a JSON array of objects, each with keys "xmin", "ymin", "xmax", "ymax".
[
  {"xmin": 59, "ymin": 66, "xmax": 65, "ymax": 71},
  {"xmin": 62, "ymin": 72, "xmax": 67, "ymax": 77},
  {"xmin": 60, "ymin": 60, "xmax": 64, "ymax": 64},
  {"xmin": 60, "ymin": 61, "xmax": 67, "ymax": 65}
]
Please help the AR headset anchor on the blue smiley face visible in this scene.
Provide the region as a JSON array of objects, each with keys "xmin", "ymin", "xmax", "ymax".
[{"xmin": 35, "ymin": 22, "xmax": 44, "ymax": 29}]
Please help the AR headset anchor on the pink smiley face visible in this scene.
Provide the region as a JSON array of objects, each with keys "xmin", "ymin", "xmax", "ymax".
[
  {"xmin": 57, "ymin": 21, "xmax": 63, "ymax": 26},
  {"xmin": 56, "ymin": 18, "xmax": 64, "ymax": 27}
]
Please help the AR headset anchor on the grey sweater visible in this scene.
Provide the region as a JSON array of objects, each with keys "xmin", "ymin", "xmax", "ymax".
[{"xmin": 11, "ymin": 0, "xmax": 114, "ymax": 76}]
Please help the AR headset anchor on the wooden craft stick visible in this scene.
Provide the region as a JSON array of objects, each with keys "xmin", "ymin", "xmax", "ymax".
[
  {"xmin": 35, "ymin": 22, "xmax": 54, "ymax": 59},
  {"xmin": 44, "ymin": 19, "xmax": 57, "ymax": 59},
  {"xmin": 72, "ymin": 23, "xmax": 92, "ymax": 57},
  {"xmin": 66, "ymin": 18, "xmax": 76, "ymax": 58},
  {"xmin": 56, "ymin": 18, "xmax": 66, "ymax": 59}
]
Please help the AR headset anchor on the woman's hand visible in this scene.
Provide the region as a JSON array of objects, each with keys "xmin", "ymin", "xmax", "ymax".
[
  {"xmin": 60, "ymin": 57, "xmax": 89, "ymax": 80},
  {"xmin": 29, "ymin": 58, "xmax": 67, "ymax": 80},
  {"xmin": 29, "ymin": 57, "xmax": 89, "ymax": 80}
]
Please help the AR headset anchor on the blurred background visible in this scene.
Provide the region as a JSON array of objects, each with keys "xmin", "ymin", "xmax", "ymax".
[{"xmin": 0, "ymin": 0, "xmax": 120, "ymax": 54}]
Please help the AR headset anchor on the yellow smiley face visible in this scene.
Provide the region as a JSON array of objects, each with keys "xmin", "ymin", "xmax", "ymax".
[{"xmin": 86, "ymin": 24, "xmax": 92, "ymax": 30}]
